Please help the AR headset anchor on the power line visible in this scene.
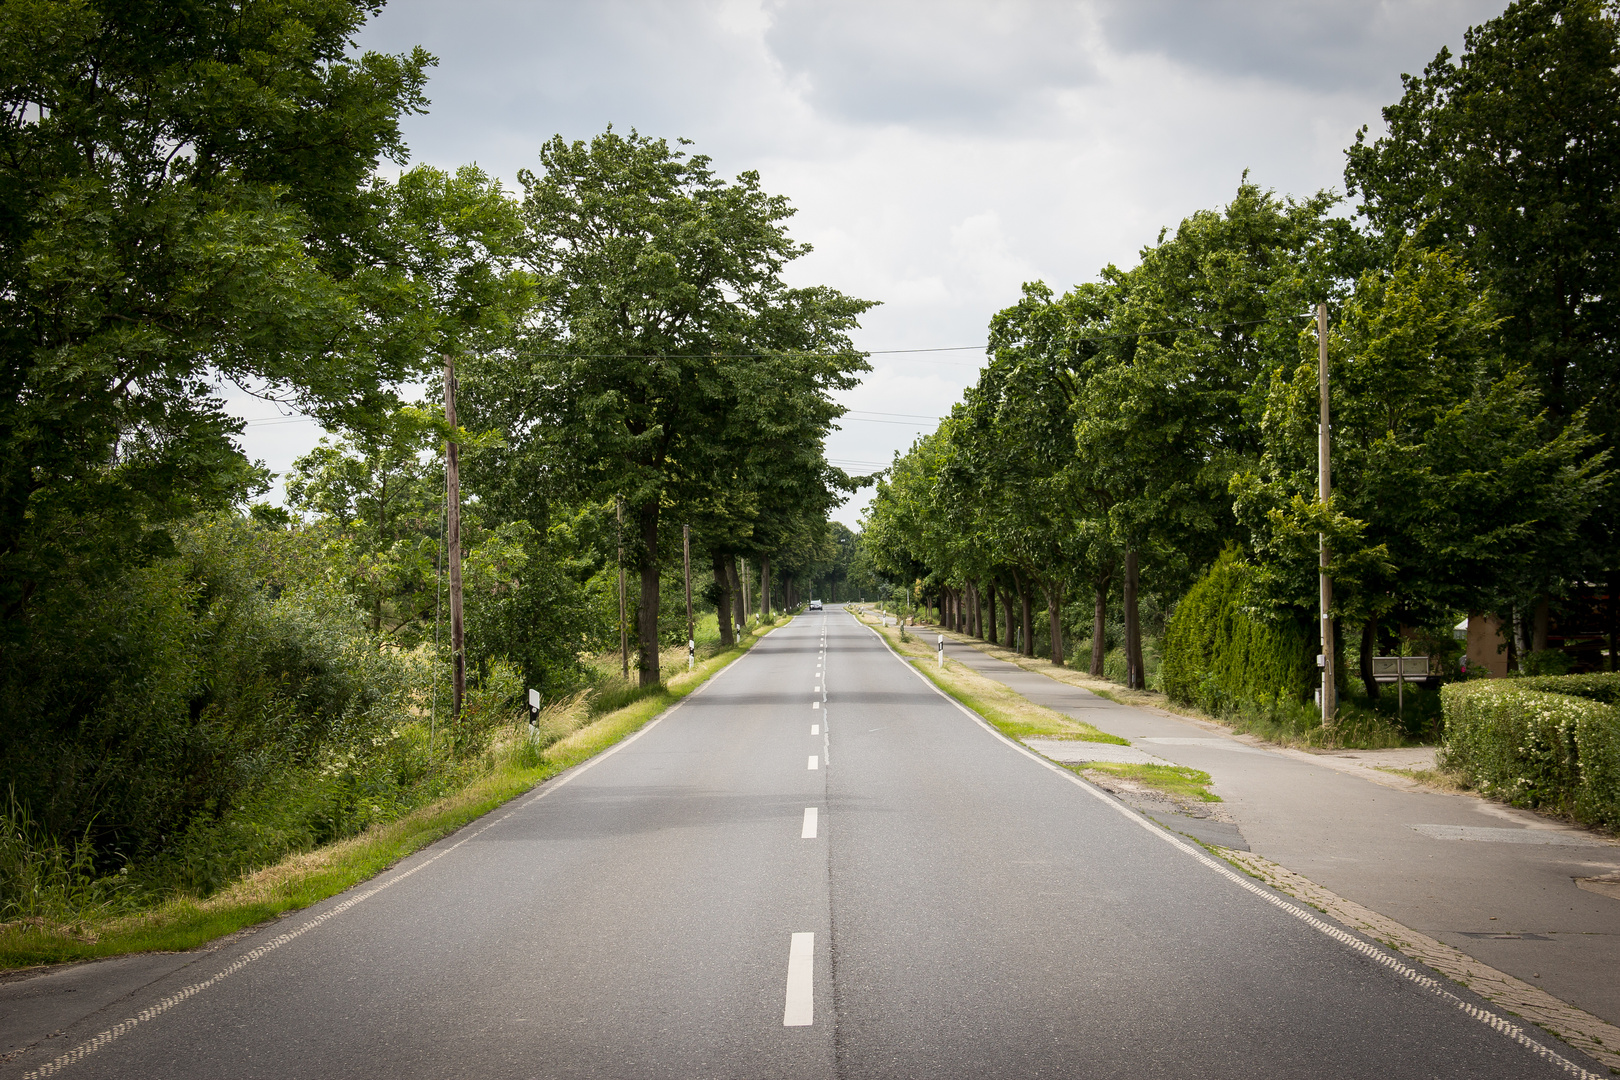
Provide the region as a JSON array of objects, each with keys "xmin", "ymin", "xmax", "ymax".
[
  {"xmin": 846, "ymin": 410, "xmax": 944, "ymax": 420},
  {"xmin": 839, "ymin": 417, "xmax": 938, "ymax": 427},
  {"xmin": 520, "ymin": 313, "xmax": 1315, "ymax": 362}
]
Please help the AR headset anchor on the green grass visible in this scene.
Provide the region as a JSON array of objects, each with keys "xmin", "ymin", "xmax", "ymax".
[
  {"xmin": 1070, "ymin": 761, "xmax": 1221, "ymax": 802},
  {"xmin": 855, "ymin": 608, "xmax": 1126, "ymax": 746},
  {"xmin": 1375, "ymin": 765, "xmax": 1471, "ymax": 793},
  {"xmin": 0, "ymin": 619, "xmax": 787, "ymax": 970}
]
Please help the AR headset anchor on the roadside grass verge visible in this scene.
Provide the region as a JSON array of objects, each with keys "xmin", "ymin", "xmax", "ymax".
[
  {"xmin": 853, "ymin": 608, "xmax": 1124, "ymax": 746},
  {"xmin": 1069, "ymin": 761, "xmax": 1220, "ymax": 803},
  {"xmin": 0, "ymin": 619, "xmax": 787, "ymax": 970},
  {"xmin": 908, "ymin": 617, "xmax": 1417, "ymax": 752}
]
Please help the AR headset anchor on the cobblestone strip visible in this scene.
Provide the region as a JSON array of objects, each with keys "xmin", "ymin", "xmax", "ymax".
[{"xmin": 1220, "ymin": 847, "xmax": 1620, "ymax": 1074}]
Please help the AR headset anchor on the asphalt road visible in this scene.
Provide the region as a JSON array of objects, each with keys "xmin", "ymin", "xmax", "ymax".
[{"xmin": 10, "ymin": 606, "xmax": 1604, "ymax": 1079}]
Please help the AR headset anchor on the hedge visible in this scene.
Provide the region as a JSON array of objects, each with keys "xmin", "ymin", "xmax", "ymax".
[
  {"xmin": 1508, "ymin": 671, "xmax": 1620, "ymax": 704},
  {"xmin": 1161, "ymin": 550, "xmax": 1313, "ymax": 714},
  {"xmin": 1440, "ymin": 681, "xmax": 1620, "ymax": 829}
]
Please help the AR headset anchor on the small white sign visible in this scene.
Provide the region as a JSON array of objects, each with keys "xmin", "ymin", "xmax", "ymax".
[{"xmin": 528, "ymin": 688, "xmax": 540, "ymax": 709}]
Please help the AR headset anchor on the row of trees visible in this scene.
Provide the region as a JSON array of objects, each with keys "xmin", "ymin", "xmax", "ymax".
[
  {"xmin": 0, "ymin": 1, "xmax": 866, "ymax": 883},
  {"xmin": 864, "ymin": 0, "xmax": 1617, "ymax": 705}
]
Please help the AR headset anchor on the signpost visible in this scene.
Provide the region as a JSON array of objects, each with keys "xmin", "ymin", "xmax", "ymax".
[{"xmin": 1370, "ymin": 655, "xmax": 1430, "ymax": 718}]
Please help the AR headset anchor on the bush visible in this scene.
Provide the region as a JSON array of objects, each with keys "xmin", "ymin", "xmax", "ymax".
[
  {"xmin": 1441, "ymin": 681, "xmax": 1620, "ymax": 828},
  {"xmin": 1520, "ymin": 649, "xmax": 1575, "ymax": 676},
  {"xmin": 1161, "ymin": 550, "xmax": 1313, "ymax": 714},
  {"xmin": 1510, "ymin": 671, "xmax": 1620, "ymax": 704}
]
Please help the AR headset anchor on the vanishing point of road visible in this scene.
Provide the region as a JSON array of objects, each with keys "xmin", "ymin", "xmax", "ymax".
[{"xmin": 15, "ymin": 606, "xmax": 1602, "ymax": 1079}]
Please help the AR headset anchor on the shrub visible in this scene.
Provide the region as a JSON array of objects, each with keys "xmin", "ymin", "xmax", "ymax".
[
  {"xmin": 1519, "ymin": 649, "xmax": 1575, "ymax": 676},
  {"xmin": 1161, "ymin": 550, "xmax": 1313, "ymax": 714},
  {"xmin": 1441, "ymin": 681, "xmax": 1620, "ymax": 828},
  {"xmin": 1510, "ymin": 671, "xmax": 1620, "ymax": 704}
]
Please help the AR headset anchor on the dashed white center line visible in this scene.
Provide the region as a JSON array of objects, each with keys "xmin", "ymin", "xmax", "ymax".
[
  {"xmin": 808, "ymin": 755, "xmax": 819, "ymax": 770},
  {"xmin": 801, "ymin": 807, "xmax": 818, "ymax": 838},
  {"xmin": 783, "ymin": 933, "xmax": 815, "ymax": 1026},
  {"xmin": 813, "ymin": 701, "xmax": 820, "ymax": 709},
  {"xmin": 811, "ymin": 724, "xmax": 819, "ymax": 735}
]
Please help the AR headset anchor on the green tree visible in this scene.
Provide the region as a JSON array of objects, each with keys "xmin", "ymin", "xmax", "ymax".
[
  {"xmin": 0, "ymin": 0, "xmax": 435, "ymax": 626},
  {"xmin": 511, "ymin": 130, "xmax": 872, "ymax": 685},
  {"xmin": 1345, "ymin": 0, "xmax": 1620, "ymax": 647},
  {"xmin": 1057, "ymin": 183, "xmax": 1336, "ymax": 686},
  {"xmin": 1233, "ymin": 246, "xmax": 1605, "ymax": 696}
]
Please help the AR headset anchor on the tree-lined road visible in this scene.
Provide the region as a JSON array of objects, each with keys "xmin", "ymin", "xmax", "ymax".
[{"xmin": 14, "ymin": 607, "xmax": 1599, "ymax": 1079}]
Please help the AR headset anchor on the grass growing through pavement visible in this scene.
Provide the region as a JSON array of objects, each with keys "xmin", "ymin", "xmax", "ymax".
[
  {"xmin": 854, "ymin": 608, "xmax": 1126, "ymax": 746},
  {"xmin": 1376, "ymin": 765, "xmax": 1472, "ymax": 792},
  {"xmin": 0, "ymin": 618, "xmax": 788, "ymax": 970},
  {"xmin": 1071, "ymin": 761, "xmax": 1221, "ymax": 802}
]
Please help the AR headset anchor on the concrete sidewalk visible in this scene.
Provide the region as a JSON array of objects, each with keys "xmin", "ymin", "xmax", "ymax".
[{"xmin": 902, "ymin": 618, "xmax": 1620, "ymax": 1038}]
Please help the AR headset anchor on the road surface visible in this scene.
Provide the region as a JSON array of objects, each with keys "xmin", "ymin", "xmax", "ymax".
[{"xmin": 8, "ymin": 606, "xmax": 1603, "ymax": 1079}]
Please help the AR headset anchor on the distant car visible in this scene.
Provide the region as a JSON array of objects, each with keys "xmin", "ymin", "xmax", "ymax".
[{"xmin": 809, "ymin": 599, "xmax": 823, "ymax": 610}]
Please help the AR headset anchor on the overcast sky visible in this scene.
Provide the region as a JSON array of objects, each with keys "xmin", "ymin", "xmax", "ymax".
[{"xmin": 233, "ymin": 0, "xmax": 1507, "ymax": 528}]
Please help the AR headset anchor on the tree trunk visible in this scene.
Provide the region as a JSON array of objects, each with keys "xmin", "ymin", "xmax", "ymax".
[
  {"xmin": 1091, "ymin": 571, "xmax": 1109, "ymax": 678},
  {"xmin": 728, "ymin": 556, "xmax": 745, "ymax": 632},
  {"xmin": 1360, "ymin": 617, "xmax": 1380, "ymax": 701},
  {"xmin": 1046, "ymin": 579, "xmax": 1064, "ymax": 667},
  {"xmin": 986, "ymin": 580, "xmax": 998, "ymax": 644},
  {"xmin": 967, "ymin": 583, "xmax": 979, "ymax": 637},
  {"xmin": 1003, "ymin": 583, "xmax": 1016, "ymax": 649},
  {"xmin": 713, "ymin": 551, "xmax": 734, "ymax": 646},
  {"xmin": 1123, "ymin": 549, "xmax": 1143, "ymax": 689},
  {"xmin": 1610, "ymin": 571, "xmax": 1618, "ymax": 672},
  {"xmin": 1015, "ymin": 571, "xmax": 1034, "ymax": 657},
  {"xmin": 1532, "ymin": 596, "xmax": 1550, "ymax": 653},
  {"xmin": 636, "ymin": 502, "xmax": 661, "ymax": 688},
  {"xmin": 761, "ymin": 556, "xmax": 772, "ymax": 620}
]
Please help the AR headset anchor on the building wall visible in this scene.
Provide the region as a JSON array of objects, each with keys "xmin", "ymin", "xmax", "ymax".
[{"xmin": 1465, "ymin": 613, "xmax": 1510, "ymax": 678}]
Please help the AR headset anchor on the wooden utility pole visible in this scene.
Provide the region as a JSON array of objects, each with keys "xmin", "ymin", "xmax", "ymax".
[
  {"xmin": 683, "ymin": 524, "xmax": 695, "ymax": 670},
  {"xmin": 617, "ymin": 496, "xmax": 628, "ymax": 681},
  {"xmin": 444, "ymin": 355, "xmax": 465, "ymax": 724},
  {"xmin": 1318, "ymin": 303, "xmax": 1336, "ymax": 722}
]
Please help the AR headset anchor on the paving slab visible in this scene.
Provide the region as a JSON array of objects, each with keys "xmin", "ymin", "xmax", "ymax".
[
  {"xmin": 1020, "ymin": 738, "xmax": 1171, "ymax": 765},
  {"xmin": 930, "ymin": 628, "xmax": 1620, "ymax": 1028}
]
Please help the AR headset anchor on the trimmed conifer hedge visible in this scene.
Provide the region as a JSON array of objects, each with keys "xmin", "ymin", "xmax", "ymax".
[
  {"xmin": 1161, "ymin": 550, "xmax": 1313, "ymax": 714},
  {"xmin": 1440, "ymin": 681, "xmax": 1620, "ymax": 829}
]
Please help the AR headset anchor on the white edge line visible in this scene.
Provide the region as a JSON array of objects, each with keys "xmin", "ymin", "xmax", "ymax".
[
  {"xmin": 23, "ymin": 638, "xmax": 761, "ymax": 1080},
  {"xmin": 847, "ymin": 610, "xmax": 1601, "ymax": 1080}
]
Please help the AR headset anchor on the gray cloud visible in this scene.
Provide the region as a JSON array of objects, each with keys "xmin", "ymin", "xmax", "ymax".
[
  {"xmin": 761, "ymin": 1, "xmax": 1097, "ymax": 129},
  {"xmin": 311, "ymin": 0, "xmax": 1519, "ymax": 529},
  {"xmin": 1096, "ymin": 0, "xmax": 1507, "ymax": 94}
]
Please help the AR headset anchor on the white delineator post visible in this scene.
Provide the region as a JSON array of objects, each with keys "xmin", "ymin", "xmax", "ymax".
[
  {"xmin": 938, "ymin": 634, "xmax": 945, "ymax": 670},
  {"xmin": 1318, "ymin": 302, "xmax": 1336, "ymax": 722}
]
